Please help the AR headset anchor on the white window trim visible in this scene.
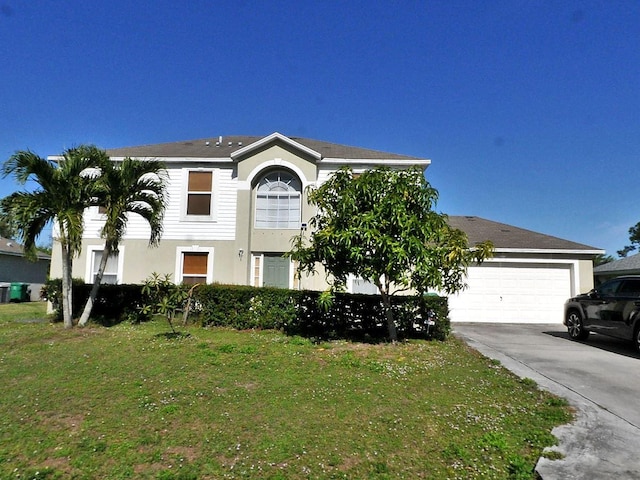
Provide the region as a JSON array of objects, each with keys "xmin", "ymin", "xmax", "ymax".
[
  {"xmin": 85, "ymin": 245, "xmax": 125, "ymax": 284},
  {"xmin": 180, "ymin": 168, "xmax": 219, "ymax": 222},
  {"xmin": 175, "ymin": 246, "xmax": 214, "ymax": 284},
  {"xmin": 239, "ymin": 159, "xmax": 311, "ymax": 190},
  {"xmin": 252, "ymin": 254, "xmax": 264, "ymax": 288}
]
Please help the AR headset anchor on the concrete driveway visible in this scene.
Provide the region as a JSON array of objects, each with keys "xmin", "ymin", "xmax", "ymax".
[{"xmin": 453, "ymin": 323, "xmax": 640, "ymax": 480}]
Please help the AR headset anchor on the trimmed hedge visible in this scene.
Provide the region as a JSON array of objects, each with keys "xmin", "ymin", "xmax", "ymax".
[
  {"xmin": 43, "ymin": 279, "xmax": 450, "ymax": 340},
  {"xmin": 193, "ymin": 284, "xmax": 449, "ymax": 341},
  {"xmin": 42, "ymin": 279, "xmax": 145, "ymax": 326}
]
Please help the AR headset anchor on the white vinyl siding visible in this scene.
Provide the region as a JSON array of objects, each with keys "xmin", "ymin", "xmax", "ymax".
[{"xmin": 87, "ymin": 166, "xmax": 237, "ymax": 242}]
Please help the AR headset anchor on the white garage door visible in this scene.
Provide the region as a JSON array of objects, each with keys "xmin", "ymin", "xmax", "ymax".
[{"xmin": 448, "ymin": 262, "xmax": 572, "ymax": 324}]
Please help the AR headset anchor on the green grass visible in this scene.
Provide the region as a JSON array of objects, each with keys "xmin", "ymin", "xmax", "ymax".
[{"xmin": 0, "ymin": 303, "xmax": 572, "ymax": 479}]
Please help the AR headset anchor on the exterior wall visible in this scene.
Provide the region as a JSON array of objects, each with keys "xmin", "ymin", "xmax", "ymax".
[
  {"xmin": 0, "ymin": 254, "xmax": 50, "ymax": 284},
  {"xmin": 73, "ymin": 239, "xmax": 237, "ymax": 285},
  {"xmin": 236, "ymin": 144, "xmax": 325, "ymax": 288},
  {"xmin": 577, "ymin": 258, "xmax": 595, "ymax": 293},
  {"xmin": 83, "ymin": 165, "xmax": 239, "ymax": 243},
  {"xmin": 237, "ymin": 144, "xmax": 318, "ymax": 187}
]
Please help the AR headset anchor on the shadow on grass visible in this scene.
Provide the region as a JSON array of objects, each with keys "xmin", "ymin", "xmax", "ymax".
[{"xmin": 154, "ymin": 331, "xmax": 192, "ymax": 340}]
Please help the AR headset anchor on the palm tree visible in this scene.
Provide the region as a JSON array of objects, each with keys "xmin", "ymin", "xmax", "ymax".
[
  {"xmin": 78, "ymin": 156, "xmax": 167, "ymax": 326},
  {"xmin": 1, "ymin": 146, "xmax": 108, "ymax": 328}
]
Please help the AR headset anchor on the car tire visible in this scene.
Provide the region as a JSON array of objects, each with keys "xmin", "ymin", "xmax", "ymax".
[
  {"xmin": 634, "ymin": 327, "xmax": 640, "ymax": 354},
  {"xmin": 566, "ymin": 310, "xmax": 589, "ymax": 340}
]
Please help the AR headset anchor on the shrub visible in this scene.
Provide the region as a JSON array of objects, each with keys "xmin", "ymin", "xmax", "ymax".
[
  {"xmin": 195, "ymin": 284, "xmax": 450, "ymax": 342},
  {"xmin": 42, "ymin": 279, "xmax": 144, "ymax": 326},
  {"xmin": 42, "ymin": 279, "xmax": 451, "ymax": 341},
  {"xmin": 196, "ymin": 284, "xmax": 297, "ymax": 330}
]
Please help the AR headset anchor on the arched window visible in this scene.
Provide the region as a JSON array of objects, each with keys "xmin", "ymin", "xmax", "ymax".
[{"xmin": 255, "ymin": 170, "xmax": 301, "ymax": 229}]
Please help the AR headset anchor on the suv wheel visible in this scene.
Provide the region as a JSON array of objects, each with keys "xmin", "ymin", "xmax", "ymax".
[
  {"xmin": 566, "ymin": 311, "xmax": 589, "ymax": 340},
  {"xmin": 635, "ymin": 327, "xmax": 640, "ymax": 354}
]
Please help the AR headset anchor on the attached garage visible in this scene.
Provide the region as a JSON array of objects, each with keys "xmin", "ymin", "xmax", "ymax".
[
  {"xmin": 448, "ymin": 217, "xmax": 602, "ymax": 324},
  {"xmin": 448, "ymin": 261, "xmax": 573, "ymax": 323}
]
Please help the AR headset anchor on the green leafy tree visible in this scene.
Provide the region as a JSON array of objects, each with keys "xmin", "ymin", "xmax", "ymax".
[
  {"xmin": 78, "ymin": 156, "xmax": 167, "ymax": 326},
  {"xmin": 617, "ymin": 222, "xmax": 640, "ymax": 258},
  {"xmin": 289, "ymin": 166, "xmax": 493, "ymax": 341},
  {"xmin": 0, "ymin": 146, "xmax": 106, "ymax": 328}
]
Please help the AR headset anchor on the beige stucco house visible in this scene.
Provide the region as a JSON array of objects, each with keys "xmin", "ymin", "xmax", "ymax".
[
  {"xmin": 48, "ymin": 132, "xmax": 602, "ymax": 323},
  {"xmin": 49, "ymin": 132, "xmax": 430, "ymax": 291}
]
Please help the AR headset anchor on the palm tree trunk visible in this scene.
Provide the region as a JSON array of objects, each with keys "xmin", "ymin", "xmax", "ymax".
[
  {"xmin": 78, "ymin": 245, "xmax": 111, "ymax": 327},
  {"xmin": 60, "ymin": 242, "xmax": 74, "ymax": 329}
]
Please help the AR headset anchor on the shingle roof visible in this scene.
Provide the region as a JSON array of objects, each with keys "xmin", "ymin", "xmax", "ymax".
[
  {"xmin": 449, "ymin": 216, "xmax": 601, "ymax": 252},
  {"xmin": 593, "ymin": 253, "xmax": 640, "ymax": 274},
  {"xmin": 105, "ymin": 134, "xmax": 424, "ymax": 161},
  {"xmin": 0, "ymin": 237, "xmax": 50, "ymax": 259}
]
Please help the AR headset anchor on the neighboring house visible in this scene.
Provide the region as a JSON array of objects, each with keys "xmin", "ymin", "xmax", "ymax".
[
  {"xmin": 447, "ymin": 216, "xmax": 602, "ymax": 324},
  {"xmin": 593, "ymin": 253, "xmax": 640, "ymax": 283},
  {"xmin": 47, "ymin": 132, "xmax": 602, "ymax": 323},
  {"xmin": 0, "ymin": 236, "xmax": 51, "ymax": 301}
]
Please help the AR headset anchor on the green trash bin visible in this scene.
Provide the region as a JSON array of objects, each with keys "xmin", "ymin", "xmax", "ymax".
[{"xmin": 10, "ymin": 283, "xmax": 30, "ymax": 302}]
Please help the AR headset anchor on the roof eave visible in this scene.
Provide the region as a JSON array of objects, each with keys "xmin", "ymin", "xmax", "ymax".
[
  {"xmin": 492, "ymin": 247, "xmax": 605, "ymax": 255},
  {"xmin": 320, "ymin": 158, "xmax": 431, "ymax": 166}
]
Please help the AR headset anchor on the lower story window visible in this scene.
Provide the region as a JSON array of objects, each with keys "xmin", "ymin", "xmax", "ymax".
[
  {"xmin": 88, "ymin": 249, "xmax": 120, "ymax": 284},
  {"xmin": 176, "ymin": 247, "xmax": 214, "ymax": 285},
  {"xmin": 182, "ymin": 252, "xmax": 208, "ymax": 285}
]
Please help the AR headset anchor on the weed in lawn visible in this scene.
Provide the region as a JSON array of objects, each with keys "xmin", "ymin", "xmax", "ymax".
[{"xmin": 520, "ymin": 377, "xmax": 538, "ymax": 388}]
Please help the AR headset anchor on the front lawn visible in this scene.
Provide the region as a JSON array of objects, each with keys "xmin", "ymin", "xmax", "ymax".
[{"xmin": 0, "ymin": 303, "xmax": 571, "ymax": 479}]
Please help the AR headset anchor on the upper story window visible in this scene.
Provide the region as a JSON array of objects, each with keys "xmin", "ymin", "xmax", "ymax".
[
  {"xmin": 187, "ymin": 171, "xmax": 212, "ymax": 215},
  {"xmin": 255, "ymin": 170, "xmax": 301, "ymax": 229},
  {"xmin": 182, "ymin": 169, "xmax": 217, "ymax": 221}
]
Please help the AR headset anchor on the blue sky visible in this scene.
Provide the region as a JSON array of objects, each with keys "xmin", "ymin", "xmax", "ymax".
[{"xmin": 0, "ymin": 0, "xmax": 638, "ymax": 256}]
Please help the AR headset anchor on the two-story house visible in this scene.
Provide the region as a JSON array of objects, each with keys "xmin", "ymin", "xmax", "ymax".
[{"xmin": 49, "ymin": 132, "xmax": 430, "ymax": 291}]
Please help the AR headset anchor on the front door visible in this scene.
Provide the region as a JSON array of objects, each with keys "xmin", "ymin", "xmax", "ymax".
[{"xmin": 263, "ymin": 255, "xmax": 290, "ymax": 288}]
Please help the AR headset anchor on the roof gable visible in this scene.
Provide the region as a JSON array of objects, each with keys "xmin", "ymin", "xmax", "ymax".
[{"xmin": 231, "ymin": 132, "xmax": 321, "ymax": 161}]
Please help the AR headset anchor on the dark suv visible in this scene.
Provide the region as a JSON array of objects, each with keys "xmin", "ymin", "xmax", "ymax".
[{"xmin": 564, "ymin": 276, "xmax": 640, "ymax": 351}]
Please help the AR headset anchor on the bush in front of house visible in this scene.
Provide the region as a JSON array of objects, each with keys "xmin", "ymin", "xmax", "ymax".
[
  {"xmin": 42, "ymin": 279, "xmax": 145, "ymax": 326},
  {"xmin": 196, "ymin": 284, "xmax": 297, "ymax": 330},
  {"xmin": 286, "ymin": 290, "xmax": 449, "ymax": 341},
  {"xmin": 194, "ymin": 284, "xmax": 450, "ymax": 342},
  {"xmin": 42, "ymin": 279, "xmax": 450, "ymax": 340}
]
